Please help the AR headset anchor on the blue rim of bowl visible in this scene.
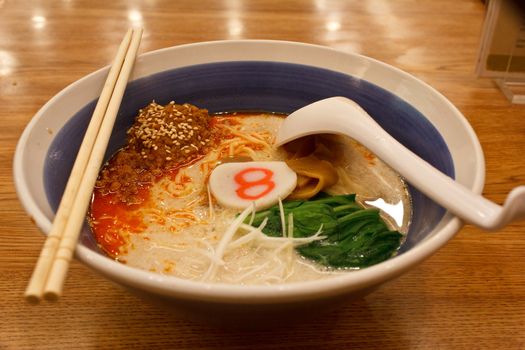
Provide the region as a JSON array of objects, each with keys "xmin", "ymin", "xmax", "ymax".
[{"xmin": 45, "ymin": 61, "xmax": 453, "ymax": 266}]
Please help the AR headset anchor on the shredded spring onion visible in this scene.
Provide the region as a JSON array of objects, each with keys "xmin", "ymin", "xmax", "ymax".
[{"xmin": 202, "ymin": 202, "xmax": 327, "ymax": 282}]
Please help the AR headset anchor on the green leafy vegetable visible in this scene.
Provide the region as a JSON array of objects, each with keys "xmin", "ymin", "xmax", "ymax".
[{"xmin": 246, "ymin": 194, "xmax": 403, "ymax": 269}]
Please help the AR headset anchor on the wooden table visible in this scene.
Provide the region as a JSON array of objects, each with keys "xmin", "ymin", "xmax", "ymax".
[{"xmin": 1, "ymin": 1, "xmax": 524, "ymax": 349}]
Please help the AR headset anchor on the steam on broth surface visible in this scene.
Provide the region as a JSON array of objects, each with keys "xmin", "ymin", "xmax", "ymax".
[{"xmin": 89, "ymin": 102, "xmax": 411, "ymax": 284}]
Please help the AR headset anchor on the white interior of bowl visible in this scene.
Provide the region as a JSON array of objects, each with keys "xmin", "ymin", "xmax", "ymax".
[{"xmin": 13, "ymin": 40, "xmax": 484, "ymax": 303}]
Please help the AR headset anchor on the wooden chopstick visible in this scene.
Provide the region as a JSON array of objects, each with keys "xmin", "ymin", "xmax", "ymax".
[{"xmin": 24, "ymin": 28, "xmax": 143, "ymax": 303}]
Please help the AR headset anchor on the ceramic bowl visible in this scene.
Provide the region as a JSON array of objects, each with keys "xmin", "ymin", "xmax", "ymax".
[{"xmin": 14, "ymin": 40, "xmax": 484, "ymax": 318}]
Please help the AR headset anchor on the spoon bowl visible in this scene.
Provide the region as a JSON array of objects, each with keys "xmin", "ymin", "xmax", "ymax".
[{"xmin": 276, "ymin": 96, "xmax": 525, "ymax": 230}]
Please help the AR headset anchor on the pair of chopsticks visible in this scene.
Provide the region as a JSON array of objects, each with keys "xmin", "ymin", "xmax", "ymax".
[{"xmin": 25, "ymin": 28, "xmax": 143, "ymax": 303}]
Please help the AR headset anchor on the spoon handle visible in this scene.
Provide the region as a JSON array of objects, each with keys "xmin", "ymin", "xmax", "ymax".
[{"xmin": 332, "ymin": 98, "xmax": 524, "ymax": 230}]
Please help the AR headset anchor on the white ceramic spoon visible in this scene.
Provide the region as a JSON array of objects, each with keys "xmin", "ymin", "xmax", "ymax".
[{"xmin": 275, "ymin": 96, "xmax": 525, "ymax": 230}]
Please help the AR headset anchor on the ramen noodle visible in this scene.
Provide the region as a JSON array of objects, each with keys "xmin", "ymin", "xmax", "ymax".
[{"xmin": 89, "ymin": 102, "xmax": 411, "ymax": 284}]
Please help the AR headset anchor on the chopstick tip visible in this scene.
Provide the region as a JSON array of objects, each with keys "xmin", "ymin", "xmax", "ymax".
[
  {"xmin": 25, "ymin": 293, "xmax": 42, "ymax": 305},
  {"xmin": 43, "ymin": 291, "xmax": 60, "ymax": 302}
]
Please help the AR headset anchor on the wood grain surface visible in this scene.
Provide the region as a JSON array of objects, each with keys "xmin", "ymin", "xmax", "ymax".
[{"xmin": 1, "ymin": 1, "xmax": 524, "ymax": 349}]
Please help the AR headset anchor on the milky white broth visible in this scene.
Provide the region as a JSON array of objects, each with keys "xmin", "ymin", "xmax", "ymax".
[{"xmin": 90, "ymin": 113, "xmax": 411, "ymax": 284}]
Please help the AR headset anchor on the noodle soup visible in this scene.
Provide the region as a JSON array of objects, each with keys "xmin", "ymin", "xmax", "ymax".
[{"xmin": 89, "ymin": 102, "xmax": 411, "ymax": 284}]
